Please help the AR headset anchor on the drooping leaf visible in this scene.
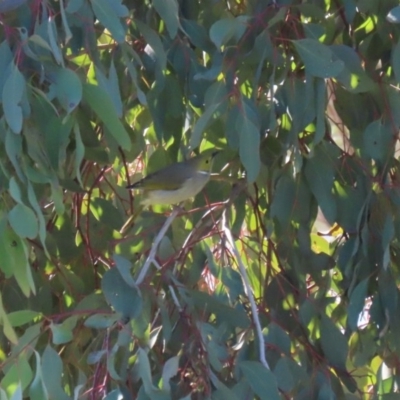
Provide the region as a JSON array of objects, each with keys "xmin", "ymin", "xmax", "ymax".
[
  {"xmin": 152, "ymin": 0, "xmax": 179, "ymax": 38},
  {"xmin": 91, "ymin": 0, "xmax": 127, "ymax": 43},
  {"xmin": 8, "ymin": 204, "xmax": 39, "ymax": 239},
  {"xmin": 237, "ymin": 101, "xmax": 261, "ymax": 183},
  {"xmin": 82, "ymin": 83, "xmax": 131, "ymax": 150},
  {"xmin": 320, "ymin": 316, "xmax": 348, "ymax": 369},
  {"xmin": 2, "ymin": 63, "xmax": 25, "ymax": 134},
  {"xmin": 239, "ymin": 361, "xmax": 280, "ymax": 400},
  {"xmin": 293, "ymin": 39, "xmax": 344, "ymax": 78},
  {"xmin": 101, "ymin": 267, "xmax": 142, "ymax": 320},
  {"xmin": 41, "ymin": 345, "xmax": 70, "ymax": 400},
  {"xmin": 54, "ymin": 68, "xmax": 82, "ymax": 113}
]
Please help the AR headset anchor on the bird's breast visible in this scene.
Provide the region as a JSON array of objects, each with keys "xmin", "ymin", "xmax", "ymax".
[{"xmin": 141, "ymin": 172, "xmax": 210, "ymax": 206}]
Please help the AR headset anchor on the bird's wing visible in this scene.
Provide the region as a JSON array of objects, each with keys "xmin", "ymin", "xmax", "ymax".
[{"xmin": 127, "ymin": 162, "xmax": 193, "ymax": 190}]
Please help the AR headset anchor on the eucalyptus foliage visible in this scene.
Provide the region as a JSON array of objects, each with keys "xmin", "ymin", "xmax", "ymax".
[{"xmin": 1, "ymin": 0, "xmax": 400, "ymax": 399}]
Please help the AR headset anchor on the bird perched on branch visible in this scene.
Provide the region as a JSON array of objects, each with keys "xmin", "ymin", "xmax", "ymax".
[{"xmin": 126, "ymin": 150, "xmax": 219, "ymax": 206}]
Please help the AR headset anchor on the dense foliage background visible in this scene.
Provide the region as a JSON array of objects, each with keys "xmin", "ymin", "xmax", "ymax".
[{"xmin": 2, "ymin": 0, "xmax": 400, "ymax": 398}]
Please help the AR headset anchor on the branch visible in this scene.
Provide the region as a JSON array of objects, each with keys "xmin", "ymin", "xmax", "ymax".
[
  {"xmin": 135, "ymin": 207, "xmax": 180, "ymax": 285},
  {"xmin": 222, "ymin": 212, "xmax": 270, "ymax": 370}
]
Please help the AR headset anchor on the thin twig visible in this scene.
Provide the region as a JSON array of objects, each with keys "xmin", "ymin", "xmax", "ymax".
[
  {"xmin": 222, "ymin": 212, "xmax": 270, "ymax": 370},
  {"xmin": 135, "ymin": 207, "xmax": 180, "ymax": 285}
]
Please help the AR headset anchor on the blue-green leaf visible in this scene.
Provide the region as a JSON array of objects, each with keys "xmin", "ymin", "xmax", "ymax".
[
  {"xmin": 0, "ymin": 293, "xmax": 18, "ymax": 344},
  {"xmin": 0, "ymin": 41, "xmax": 13, "ymax": 96},
  {"xmin": 304, "ymin": 145, "xmax": 337, "ymax": 224},
  {"xmin": 7, "ymin": 310, "xmax": 40, "ymax": 327},
  {"xmin": 41, "ymin": 345, "xmax": 69, "ymax": 400},
  {"xmin": 29, "ymin": 351, "xmax": 47, "ymax": 400},
  {"xmin": 239, "ymin": 361, "xmax": 280, "ymax": 400},
  {"xmin": 152, "ymin": 0, "xmax": 179, "ymax": 38},
  {"xmin": 2, "ymin": 63, "xmax": 25, "ymax": 134},
  {"xmin": 8, "ymin": 204, "xmax": 39, "ymax": 239},
  {"xmin": 237, "ymin": 103, "xmax": 261, "ymax": 183},
  {"xmin": 293, "ymin": 39, "xmax": 344, "ymax": 78},
  {"xmin": 50, "ymin": 317, "xmax": 77, "ymax": 345},
  {"xmin": 209, "ymin": 17, "xmax": 248, "ymax": 48},
  {"xmin": 47, "ymin": 17, "xmax": 64, "ymax": 65},
  {"xmin": 348, "ymin": 278, "xmax": 368, "ymax": 331},
  {"xmin": 54, "ymin": 68, "xmax": 82, "ymax": 113},
  {"xmin": 320, "ymin": 316, "xmax": 348, "ymax": 368},
  {"xmin": 91, "ymin": 0, "xmax": 127, "ymax": 43},
  {"xmin": 362, "ymin": 120, "xmax": 394, "ymax": 164},
  {"xmin": 273, "ymin": 357, "xmax": 295, "ymax": 392},
  {"xmin": 101, "ymin": 267, "xmax": 142, "ymax": 320},
  {"xmin": 83, "ymin": 83, "xmax": 131, "ymax": 150},
  {"xmin": 84, "ymin": 314, "xmax": 119, "ymax": 329}
]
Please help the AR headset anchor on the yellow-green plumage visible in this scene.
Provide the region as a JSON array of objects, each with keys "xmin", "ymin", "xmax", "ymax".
[{"xmin": 126, "ymin": 151, "xmax": 218, "ymax": 206}]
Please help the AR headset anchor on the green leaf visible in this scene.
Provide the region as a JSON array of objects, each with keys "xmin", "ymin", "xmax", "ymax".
[
  {"xmin": 314, "ymin": 78, "xmax": 326, "ymax": 144},
  {"xmin": 90, "ymin": 197, "xmax": 123, "ymax": 230},
  {"xmin": 91, "ymin": 0, "xmax": 127, "ymax": 43},
  {"xmin": 87, "ymin": 350, "xmax": 107, "ymax": 364},
  {"xmin": 331, "ymin": 45, "xmax": 374, "ymax": 93},
  {"xmin": 50, "ymin": 316, "xmax": 77, "ymax": 345},
  {"xmin": 8, "ymin": 177, "xmax": 22, "ymax": 203},
  {"xmin": 0, "ymin": 293, "xmax": 18, "ymax": 344},
  {"xmin": 293, "ymin": 39, "xmax": 344, "ymax": 78},
  {"xmin": 304, "ymin": 144, "xmax": 337, "ymax": 224},
  {"xmin": 362, "ymin": 120, "xmax": 394, "ymax": 164},
  {"xmin": 152, "ymin": 0, "xmax": 179, "ymax": 38},
  {"xmin": 239, "ymin": 361, "xmax": 280, "ymax": 400},
  {"xmin": 82, "ymin": 83, "xmax": 131, "ymax": 150},
  {"xmin": 220, "ymin": 267, "xmax": 244, "ymax": 300},
  {"xmin": 5, "ymin": 129, "xmax": 24, "ymax": 181},
  {"xmin": 47, "ymin": 17, "xmax": 64, "ymax": 65},
  {"xmin": 320, "ymin": 316, "xmax": 348, "ymax": 368},
  {"xmin": 209, "ymin": 17, "xmax": 248, "ymax": 48},
  {"xmin": 137, "ymin": 347, "xmax": 155, "ymax": 393},
  {"xmin": 29, "ymin": 351, "xmax": 47, "ymax": 400},
  {"xmin": 65, "ymin": 0, "xmax": 84, "ymax": 13},
  {"xmin": 378, "ymin": 270, "xmax": 398, "ymax": 318},
  {"xmin": 0, "ymin": 41, "xmax": 13, "ymax": 95},
  {"xmin": 189, "ymin": 290, "xmax": 250, "ymax": 329},
  {"xmin": 190, "ymin": 103, "xmax": 220, "ymax": 149},
  {"xmin": 7, "ymin": 310, "xmax": 40, "ymax": 327},
  {"xmin": 41, "ymin": 345, "xmax": 69, "ymax": 400},
  {"xmin": 270, "ymin": 171, "xmax": 296, "ymax": 230},
  {"xmin": 135, "ymin": 20, "xmax": 166, "ymax": 79},
  {"xmin": 10, "ymin": 384, "xmax": 22, "ymax": 400},
  {"xmin": 101, "ymin": 267, "xmax": 142, "ymax": 320},
  {"xmin": 121, "ymin": 45, "xmax": 147, "ymax": 105},
  {"xmin": 59, "ymin": 0, "xmax": 73, "ymax": 43},
  {"xmin": 27, "ymin": 181, "xmax": 49, "ymax": 256},
  {"xmin": 2, "ymin": 63, "xmax": 25, "ymax": 134},
  {"xmin": 84, "ymin": 313, "xmax": 119, "ymax": 329},
  {"xmin": 54, "ymin": 68, "xmax": 82, "ymax": 113},
  {"xmin": 273, "ymin": 357, "xmax": 295, "ymax": 392},
  {"xmin": 348, "ymin": 278, "xmax": 368, "ymax": 331},
  {"xmin": 0, "ymin": 227, "xmax": 35, "ymax": 296},
  {"xmin": 190, "ymin": 81, "xmax": 227, "ymax": 148},
  {"xmin": 1, "ymin": 357, "xmax": 32, "ymax": 397},
  {"xmin": 266, "ymin": 323, "xmax": 291, "ymax": 356},
  {"xmin": 237, "ymin": 102, "xmax": 261, "ymax": 183},
  {"xmin": 94, "ymin": 60, "xmax": 123, "ymax": 117},
  {"xmin": 8, "ymin": 204, "xmax": 39, "ymax": 239},
  {"xmin": 72, "ymin": 123, "xmax": 85, "ymax": 186},
  {"xmin": 161, "ymin": 356, "xmax": 179, "ymax": 391}
]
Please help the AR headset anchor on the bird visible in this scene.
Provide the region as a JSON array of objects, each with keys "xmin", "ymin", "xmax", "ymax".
[{"xmin": 126, "ymin": 150, "xmax": 219, "ymax": 206}]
